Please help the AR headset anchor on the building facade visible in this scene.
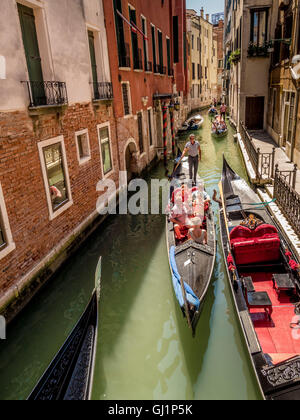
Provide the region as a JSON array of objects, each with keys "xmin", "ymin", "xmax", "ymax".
[
  {"xmin": 224, "ymin": 0, "xmax": 278, "ymax": 128},
  {"xmin": 187, "ymin": 8, "xmax": 218, "ymax": 111},
  {"xmin": 267, "ymin": 0, "xmax": 300, "ymax": 167},
  {"xmin": 0, "ymin": 0, "xmax": 120, "ymax": 317},
  {"xmin": 103, "ymin": 0, "xmax": 188, "ymax": 177},
  {"xmin": 213, "ymin": 18, "xmax": 224, "ymax": 103}
]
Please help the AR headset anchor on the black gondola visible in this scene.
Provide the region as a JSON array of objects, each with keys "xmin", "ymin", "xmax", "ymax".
[
  {"xmin": 219, "ymin": 157, "xmax": 300, "ymax": 400},
  {"xmin": 28, "ymin": 257, "xmax": 102, "ymax": 401},
  {"xmin": 166, "ymin": 150, "xmax": 216, "ymax": 336}
]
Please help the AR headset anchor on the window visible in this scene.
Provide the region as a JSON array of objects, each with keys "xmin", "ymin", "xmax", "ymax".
[
  {"xmin": 192, "ymin": 35, "xmax": 194, "ymax": 49},
  {"xmin": 113, "ymin": 0, "xmax": 129, "ymax": 68},
  {"xmin": 151, "ymin": 25, "xmax": 157, "ymax": 71},
  {"xmin": 141, "ymin": 16, "xmax": 148, "ymax": 69},
  {"xmin": 192, "ymin": 63, "xmax": 195, "ymax": 80},
  {"xmin": 197, "ymin": 64, "xmax": 200, "ymax": 80},
  {"xmin": 75, "ymin": 130, "xmax": 91, "ymax": 165},
  {"xmin": 98, "ymin": 124, "xmax": 113, "ymax": 175},
  {"xmin": 137, "ymin": 112, "xmax": 144, "ymax": 153},
  {"xmin": 166, "ymin": 37, "xmax": 171, "ymax": 74},
  {"xmin": 158, "ymin": 30, "xmax": 164, "ymax": 72},
  {"xmin": 148, "ymin": 109, "xmax": 153, "ymax": 146},
  {"xmin": 129, "ymin": 5, "xmax": 140, "ymax": 69},
  {"xmin": 0, "ymin": 183, "xmax": 15, "ymax": 260},
  {"xmin": 88, "ymin": 31, "xmax": 98, "ymax": 98},
  {"xmin": 122, "ymin": 82, "xmax": 132, "ymax": 116},
  {"xmin": 38, "ymin": 136, "xmax": 73, "ymax": 220},
  {"xmin": 173, "ymin": 16, "xmax": 179, "ymax": 63},
  {"xmin": 250, "ymin": 9, "xmax": 268, "ymax": 47}
]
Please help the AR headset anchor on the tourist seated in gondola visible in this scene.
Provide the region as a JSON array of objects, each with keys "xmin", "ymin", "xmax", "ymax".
[{"xmin": 188, "ymin": 218, "xmax": 208, "ymax": 245}]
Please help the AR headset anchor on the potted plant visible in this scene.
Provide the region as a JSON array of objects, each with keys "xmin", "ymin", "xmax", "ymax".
[{"xmin": 229, "ymin": 49, "xmax": 241, "ymax": 65}]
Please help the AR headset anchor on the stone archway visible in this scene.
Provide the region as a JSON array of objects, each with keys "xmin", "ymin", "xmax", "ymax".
[{"xmin": 124, "ymin": 139, "xmax": 138, "ymax": 181}]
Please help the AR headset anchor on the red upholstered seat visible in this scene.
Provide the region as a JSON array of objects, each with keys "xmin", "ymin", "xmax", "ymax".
[
  {"xmin": 230, "ymin": 224, "xmax": 281, "ymax": 265},
  {"xmin": 230, "ymin": 225, "xmax": 252, "ymax": 240}
]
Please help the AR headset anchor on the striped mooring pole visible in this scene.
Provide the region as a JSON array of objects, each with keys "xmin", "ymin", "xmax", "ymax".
[
  {"xmin": 170, "ymin": 108, "xmax": 175, "ymax": 157},
  {"xmin": 163, "ymin": 103, "xmax": 168, "ymax": 167}
]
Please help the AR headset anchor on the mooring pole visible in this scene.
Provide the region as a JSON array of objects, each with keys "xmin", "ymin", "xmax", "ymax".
[
  {"xmin": 163, "ymin": 103, "xmax": 168, "ymax": 166},
  {"xmin": 170, "ymin": 107, "xmax": 175, "ymax": 157}
]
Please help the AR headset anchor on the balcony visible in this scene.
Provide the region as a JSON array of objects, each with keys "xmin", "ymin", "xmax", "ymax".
[
  {"xmin": 91, "ymin": 82, "xmax": 113, "ymax": 101},
  {"xmin": 23, "ymin": 81, "xmax": 68, "ymax": 108},
  {"xmin": 118, "ymin": 43, "xmax": 131, "ymax": 69},
  {"xmin": 168, "ymin": 68, "xmax": 174, "ymax": 77},
  {"xmin": 133, "ymin": 48, "xmax": 143, "ymax": 70},
  {"xmin": 145, "ymin": 61, "xmax": 153, "ymax": 72}
]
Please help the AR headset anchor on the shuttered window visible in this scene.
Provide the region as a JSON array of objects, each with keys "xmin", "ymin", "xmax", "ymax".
[
  {"xmin": 138, "ymin": 112, "xmax": 144, "ymax": 153},
  {"xmin": 122, "ymin": 83, "xmax": 131, "ymax": 116},
  {"xmin": 99, "ymin": 126, "xmax": 113, "ymax": 175},
  {"xmin": 152, "ymin": 26, "xmax": 157, "ymax": 69},
  {"xmin": 173, "ymin": 16, "xmax": 179, "ymax": 63},
  {"xmin": 167, "ymin": 38, "xmax": 171, "ymax": 74},
  {"xmin": 148, "ymin": 109, "xmax": 153, "ymax": 146}
]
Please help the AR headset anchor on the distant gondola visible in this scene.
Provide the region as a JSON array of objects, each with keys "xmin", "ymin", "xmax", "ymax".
[
  {"xmin": 166, "ymin": 150, "xmax": 216, "ymax": 336},
  {"xmin": 177, "ymin": 115, "xmax": 204, "ymax": 134},
  {"xmin": 219, "ymin": 157, "xmax": 300, "ymax": 400},
  {"xmin": 28, "ymin": 257, "xmax": 102, "ymax": 401}
]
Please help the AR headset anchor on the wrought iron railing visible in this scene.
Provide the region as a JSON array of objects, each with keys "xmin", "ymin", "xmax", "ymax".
[
  {"xmin": 118, "ymin": 43, "xmax": 131, "ymax": 68},
  {"xmin": 168, "ymin": 68, "xmax": 174, "ymax": 77},
  {"xmin": 274, "ymin": 170, "xmax": 300, "ymax": 237},
  {"xmin": 91, "ymin": 82, "xmax": 113, "ymax": 101},
  {"xmin": 145, "ymin": 61, "xmax": 152, "ymax": 72},
  {"xmin": 240, "ymin": 121, "xmax": 275, "ymax": 183},
  {"xmin": 134, "ymin": 48, "xmax": 143, "ymax": 70},
  {"xmin": 23, "ymin": 81, "xmax": 68, "ymax": 108},
  {"xmin": 275, "ymin": 164, "xmax": 298, "ymax": 189},
  {"xmin": 154, "ymin": 64, "xmax": 160, "ymax": 74}
]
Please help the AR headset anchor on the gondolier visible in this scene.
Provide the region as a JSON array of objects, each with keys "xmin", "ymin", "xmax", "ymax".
[{"xmin": 176, "ymin": 134, "xmax": 201, "ymax": 185}]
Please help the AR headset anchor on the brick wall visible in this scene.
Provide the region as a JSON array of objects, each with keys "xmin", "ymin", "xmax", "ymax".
[{"xmin": 0, "ymin": 102, "xmax": 118, "ymax": 297}]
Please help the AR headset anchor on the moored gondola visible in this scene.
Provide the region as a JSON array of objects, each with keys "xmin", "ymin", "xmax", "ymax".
[
  {"xmin": 28, "ymin": 257, "xmax": 102, "ymax": 401},
  {"xmin": 219, "ymin": 157, "xmax": 300, "ymax": 400},
  {"xmin": 166, "ymin": 150, "xmax": 216, "ymax": 336}
]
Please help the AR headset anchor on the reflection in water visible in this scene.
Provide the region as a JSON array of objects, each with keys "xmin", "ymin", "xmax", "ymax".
[{"xmin": 0, "ymin": 112, "xmax": 261, "ymax": 400}]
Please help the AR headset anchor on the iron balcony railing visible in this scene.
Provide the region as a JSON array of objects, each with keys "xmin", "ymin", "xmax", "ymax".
[
  {"xmin": 168, "ymin": 68, "xmax": 174, "ymax": 77},
  {"xmin": 91, "ymin": 82, "xmax": 113, "ymax": 101},
  {"xmin": 274, "ymin": 170, "xmax": 300, "ymax": 237},
  {"xmin": 133, "ymin": 48, "xmax": 143, "ymax": 70},
  {"xmin": 118, "ymin": 43, "xmax": 131, "ymax": 68},
  {"xmin": 240, "ymin": 121, "xmax": 275, "ymax": 184},
  {"xmin": 145, "ymin": 61, "xmax": 153, "ymax": 72},
  {"xmin": 23, "ymin": 81, "xmax": 68, "ymax": 108}
]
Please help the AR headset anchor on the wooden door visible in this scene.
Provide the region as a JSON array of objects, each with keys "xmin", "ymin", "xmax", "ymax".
[
  {"xmin": 245, "ymin": 97, "xmax": 265, "ymax": 130},
  {"xmin": 88, "ymin": 31, "xmax": 98, "ymax": 98}
]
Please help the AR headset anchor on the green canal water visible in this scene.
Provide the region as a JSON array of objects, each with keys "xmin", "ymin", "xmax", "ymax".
[{"xmin": 0, "ymin": 112, "xmax": 262, "ymax": 400}]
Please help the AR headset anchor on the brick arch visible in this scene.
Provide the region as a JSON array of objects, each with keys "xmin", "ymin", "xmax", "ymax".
[{"xmin": 124, "ymin": 139, "xmax": 138, "ymax": 180}]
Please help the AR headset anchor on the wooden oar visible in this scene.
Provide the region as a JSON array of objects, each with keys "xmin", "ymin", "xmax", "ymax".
[{"xmin": 218, "ymin": 181, "xmax": 231, "ymax": 242}]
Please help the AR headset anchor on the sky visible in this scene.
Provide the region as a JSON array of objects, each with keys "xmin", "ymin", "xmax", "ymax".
[{"xmin": 186, "ymin": 0, "xmax": 225, "ymax": 18}]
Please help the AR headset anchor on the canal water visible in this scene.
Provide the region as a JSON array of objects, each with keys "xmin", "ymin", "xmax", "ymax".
[{"xmin": 0, "ymin": 112, "xmax": 262, "ymax": 400}]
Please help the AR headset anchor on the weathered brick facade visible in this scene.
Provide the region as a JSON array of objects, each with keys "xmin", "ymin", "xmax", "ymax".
[{"xmin": 0, "ymin": 102, "xmax": 119, "ymax": 314}]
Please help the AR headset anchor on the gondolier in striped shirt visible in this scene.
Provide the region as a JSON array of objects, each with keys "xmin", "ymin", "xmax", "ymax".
[{"xmin": 181, "ymin": 134, "xmax": 202, "ymax": 185}]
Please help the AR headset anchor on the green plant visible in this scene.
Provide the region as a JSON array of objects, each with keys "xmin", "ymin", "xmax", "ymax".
[
  {"xmin": 248, "ymin": 41, "xmax": 272, "ymax": 58},
  {"xmin": 228, "ymin": 49, "xmax": 241, "ymax": 66}
]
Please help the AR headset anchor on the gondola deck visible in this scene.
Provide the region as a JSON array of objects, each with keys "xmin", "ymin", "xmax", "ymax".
[
  {"xmin": 28, "ymin": 257, "xmax": 102, "ymax": 401},
  {"xmin": 219, "ymin": 158, "xmax": 300, "ymax": 400},
  {"xmin": 166, "ymin": 154, "xmax": 216, "ymax": 335}
]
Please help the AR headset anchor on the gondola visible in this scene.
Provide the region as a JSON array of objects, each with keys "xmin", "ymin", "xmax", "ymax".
[
  {"xmin": 211, "ymin": 117, "xmax": 228, "ymax": 138},
  {"xmin": 177, "ymin": 115, "xmax": 204, "ymax": 134},
  {"xmin": 28, "ymin": 257, "xmax": 102, "ymax": 401},
  {"xmin": 166, "ymin": 150, "xmax": 216, "ymax": 336},
  {"xmin": 219, "ymin": 157, "xmax": 300, "ymax": 400}
]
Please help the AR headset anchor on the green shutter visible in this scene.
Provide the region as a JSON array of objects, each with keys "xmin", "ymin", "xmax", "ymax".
[
  {"xmin": 88, "ymin": 31, "xmax": 98, "ymax": 88},
  {"xmin": 18, "ymin": 3, "xmax": 45, "ymax": 105}
]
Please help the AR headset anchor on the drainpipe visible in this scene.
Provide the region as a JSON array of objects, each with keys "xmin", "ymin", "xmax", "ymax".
[{"xmin": 163, "ymin": 103, "xmax": 168, "ymax": 166}]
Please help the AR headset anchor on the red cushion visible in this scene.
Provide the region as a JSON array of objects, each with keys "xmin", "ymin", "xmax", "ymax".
[
  {"xmin": 253, "ymin": 224, "xmax": 278, "ymax": 238},
  {"xmin": 232, "ymin": 235, "xmax": 280, "ymax": 265},
  {"xmin": 230, "ymin": 225, "xmax": 252, "ymax": 241}
]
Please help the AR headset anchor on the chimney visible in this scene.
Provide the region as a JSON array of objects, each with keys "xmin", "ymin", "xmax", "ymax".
[
  {"xmin": 206, "ymin": 14, "xmax": 210, "ymax": 22},
  {"xmin": 200, "ymin": 7, "xmax": 204, "ymax": 18}
]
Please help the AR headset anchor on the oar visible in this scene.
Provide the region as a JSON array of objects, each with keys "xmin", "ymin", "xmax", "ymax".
[{"xmin": 180, "ymin": 256, "xmax": 193, "ymax": 331}]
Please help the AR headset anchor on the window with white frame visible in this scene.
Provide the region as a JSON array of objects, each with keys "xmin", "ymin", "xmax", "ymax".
[
  {"xmin": 38, "ymin": 136, "xmax": 73, "ymax": 220},
  {"xmin": 0, "ymin": 183, "xmax": 15, "ymax": 260},
  {"xmin": 98, "ymin": 124, "xmax": 113, "ymax": 175},
  {"xmin": 122, "ymin": 82, "xmax": 132, "ymax": 116},
  {"xmin": 75, "ymin": 129, "xmax": 91, "ymax": 164}
]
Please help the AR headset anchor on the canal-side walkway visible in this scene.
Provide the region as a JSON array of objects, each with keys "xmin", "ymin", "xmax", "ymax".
[{"xmin": 236, "ymin": 129, "xmax": 300, "ymax": 257}]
